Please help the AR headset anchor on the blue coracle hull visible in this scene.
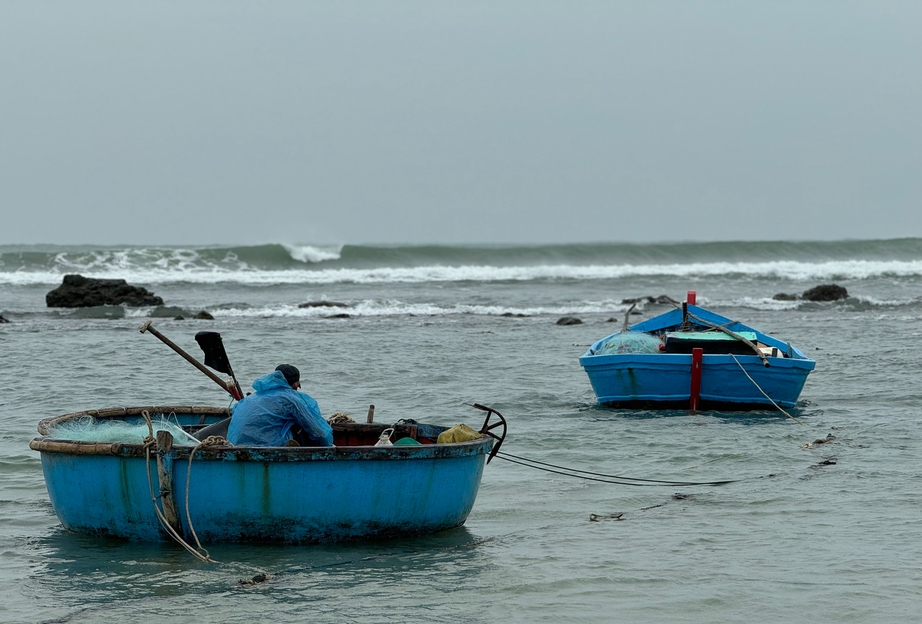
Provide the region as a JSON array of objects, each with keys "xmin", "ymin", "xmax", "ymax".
[{"xmin": 33, "ymin": 416, "xmax": 491, "ymax": 542}]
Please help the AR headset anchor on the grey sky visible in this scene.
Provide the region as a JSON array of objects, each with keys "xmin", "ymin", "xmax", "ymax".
[{"xmin": 1, "ymin": 1, "xmax": 920, "ymax": 246}]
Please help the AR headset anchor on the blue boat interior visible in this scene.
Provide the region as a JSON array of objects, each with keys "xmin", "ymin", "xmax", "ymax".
[{"xmin": 190, "ymin": 416, "xmax": 438, "ymax": 446}]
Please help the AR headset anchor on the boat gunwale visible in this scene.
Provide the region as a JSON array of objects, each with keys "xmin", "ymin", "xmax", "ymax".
[
  {"xmin": 581, "ymin": 304, "xmax": 815, "ymax": 364},
  {"xmin": 31, "ymin": 405, "xmax": 492, "ymax": 461},
  {"xmin": 36, "ymin": 405, "xmax": 229, "ymax": 436}
]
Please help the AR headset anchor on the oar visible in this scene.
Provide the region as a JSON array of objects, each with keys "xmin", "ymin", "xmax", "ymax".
[{"xmin": 139, "ymin": 321, "xmax": 244, "ymax": 400}]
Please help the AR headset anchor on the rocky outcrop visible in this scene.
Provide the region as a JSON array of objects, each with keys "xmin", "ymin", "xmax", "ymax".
[
  {"xmin": 194, "ymin": 310, "xmax": 215, "ymax": 320},
  {"xmin": 802, "ymin": 284, "xmax": 848, "ymax": 302},
  {"xmin": 0, "ymin": 314, "xmax": 9, "ymax": 323},
  {"xmin": 556, "ymin": 317, "xmax": 583, "ymax": 325},
  {"xmin": 773, "ymin": 284, "xmax": 849, "ymax": 302},
  {"xmin": 46, "ymin": 275, "xmax": 163, "ymax": 308}
]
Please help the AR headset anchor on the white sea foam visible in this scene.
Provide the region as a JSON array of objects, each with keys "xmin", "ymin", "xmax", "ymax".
[
  {"xmin": 281, "ymin": 244, "xmax": 343, "ymax": 263},
  {"xmin": 196, "ymin": 299, "xmax": 636, "ymax": 319},
  {"xmin": 4, "ymin": 259, "xmax": 922, "ymax": 286}
]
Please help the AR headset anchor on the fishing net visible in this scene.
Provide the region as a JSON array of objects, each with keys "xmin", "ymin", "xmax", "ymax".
[
  {"xmin": 594, "ymin": 332, "xmax": 663, "ymax": 355},
  {"xmin": 47, "ymin": 416, "xmax": 200, "ymax": 445}
]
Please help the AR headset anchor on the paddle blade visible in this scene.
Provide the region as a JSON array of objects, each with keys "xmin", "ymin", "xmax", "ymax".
[{"xmin": 194, "ymin": 331, "xmax": 233, "ymax": 375}]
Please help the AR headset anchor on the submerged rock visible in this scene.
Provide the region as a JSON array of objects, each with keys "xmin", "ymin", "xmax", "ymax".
[
  {"xmin": 194, "ymin": 310, "xmax": 215, "ymax": 320},
  {"xmin": 772, "ymin": 292, "xmax": 800, "ymax": 301},
  {"xmin": 556, "ymin": 317, "xmax": 582, "ymax": 326},
  {"xmin": 298, "ymin": 301, "xmax": 349, "ymax": 308},
  {"xmin": 0, "ymin": 314, "xmax": 9, "ymax": 323},
  {"xmin": 149, "ymin": 306, "xmax": 189, "ymax": 318},
  {"xmin": 802, "ymin": 284, "xmax": 848, "ymax": 302},
  {"xmin": 46, "ymin": 274, "xmax": 163, "ymax": 308}
]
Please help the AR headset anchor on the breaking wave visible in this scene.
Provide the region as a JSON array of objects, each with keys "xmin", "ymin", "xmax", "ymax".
[{"xmin": 2, "ymin": 239, "xmax": 922, "ymax": 285}]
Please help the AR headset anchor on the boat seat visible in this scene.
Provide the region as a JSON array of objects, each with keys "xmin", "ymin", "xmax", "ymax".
[{"xmin": 192, "ymin": 416, "xmax": 231, "ymax": 441}]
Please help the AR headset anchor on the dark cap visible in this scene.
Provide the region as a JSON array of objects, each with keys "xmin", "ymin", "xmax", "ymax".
[{"xmin": 275, "ymin": 364, "xmax": 300, "ymax": 387}]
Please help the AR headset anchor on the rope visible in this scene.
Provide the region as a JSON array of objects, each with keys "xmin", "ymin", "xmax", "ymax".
[
  {"xmin": 682, "ymin": 309, "xmax": 770, "ymax": 367},
  {"xmin": 495, "ymin": 451, "xmax": 736, "ymax": 487},
  {"xmin": 141, "ymin": 410, "xmax": 215, "ymax": 563},
  {"xmin": 183, "ymin": 435, "xmax": 230, "ymax": 560},
  {"xmin": 728, "ymin": 354, "xmax": 803, "ymax": 425}
]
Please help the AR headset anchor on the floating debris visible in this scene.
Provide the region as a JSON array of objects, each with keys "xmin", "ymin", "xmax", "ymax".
[
  {"xmin": 239, "ymin": 573, "xmax": 270, "ymax": 586},
  {"xmin": 589, "ymin": 512, "xmax": 624, "ymax": 522},
  {"xmin": 802, "ymin": 433, "xmax": 836, "ymax": 449}
]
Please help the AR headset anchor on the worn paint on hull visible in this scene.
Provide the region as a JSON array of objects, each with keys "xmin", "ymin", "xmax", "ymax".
[{"xmin": 31, "ymin": 407, "xmax": 492, "ymax": 543}]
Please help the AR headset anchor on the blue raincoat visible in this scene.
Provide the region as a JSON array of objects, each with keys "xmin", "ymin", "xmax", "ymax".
[{"xmin": 227, "ymin": 371, "xmax": 334, "ymax": 447}]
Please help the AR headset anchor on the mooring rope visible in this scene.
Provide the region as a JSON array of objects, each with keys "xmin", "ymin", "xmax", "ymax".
[
  {"xmin": 728, "ymin": 354, "xmax": 803, "ymax": 425},
  {"xmin": 183, "ymin": 435, "xmax": 230, "ymax": 561},
  {"xmin": 494, "ymin": 451, "xmax": 736, "ymax": 486},
  {"xmin": 141, "ymin": 410, "xmax": 216, "ymax": 563}
]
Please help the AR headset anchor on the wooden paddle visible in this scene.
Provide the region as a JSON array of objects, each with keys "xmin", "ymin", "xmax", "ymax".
[{"xmin": 140, "ymin": 321, "xmax": 244, "ymax": 400}]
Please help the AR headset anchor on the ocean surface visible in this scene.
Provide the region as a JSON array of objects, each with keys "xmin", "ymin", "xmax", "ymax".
[{"xmin": 2, "ymin": 239, "xmax": 921, "ymax": 623}]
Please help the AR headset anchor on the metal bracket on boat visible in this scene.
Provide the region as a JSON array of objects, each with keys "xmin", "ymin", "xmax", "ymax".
[{"xmin": 471, "ymin": 403, "xmax": 507, "ymax": 464}]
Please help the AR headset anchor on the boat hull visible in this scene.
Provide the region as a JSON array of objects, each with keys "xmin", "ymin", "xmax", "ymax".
[
  {"xmin": 31, "ymin": 408, "xmax": 492, "ymax": 543},
  {"xmin": 580, "ymin": 352, "xmax": 814, "ymax": 409},
  {"xmin": 580, "ymin": 304, "xmax": 816, "ymax": 410}
]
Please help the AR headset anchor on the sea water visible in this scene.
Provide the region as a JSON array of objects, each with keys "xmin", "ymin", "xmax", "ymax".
[{"xmin": 1, "ymin": 240, "xmax": 921, "ymax": 623}]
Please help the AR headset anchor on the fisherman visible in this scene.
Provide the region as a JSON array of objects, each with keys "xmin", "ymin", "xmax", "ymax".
[{"xmin": 226, "ymin": 364, "xmax": 334, "ymax": 447}]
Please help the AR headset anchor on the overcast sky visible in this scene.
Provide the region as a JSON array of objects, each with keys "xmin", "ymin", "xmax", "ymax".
[{"xmin": 1, "ymin": 1, "xmax": 920, "ymax": 246}]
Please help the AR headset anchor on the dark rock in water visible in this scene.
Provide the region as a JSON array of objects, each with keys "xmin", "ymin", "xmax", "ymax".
[
  {"xmin": 325, "ymin": 313, "xmax": 351, "ymax": 319},
  {"xmin": 501, "ymin": 312, "xmax": 527, "ymax": 318},
  {"xmin": 556, "ymin": 317, "xmax": 582, "ymax": 326},
  {"xmin": 69, "ymin": 305, "xmax": 125, "ymax": 319},
  {"xmin": 46, "ymin": 274, "xmax": 163, "ymax": 308},
  {"xmin": 0, "ymin": 314, "xmax": 9, "ymax": 323},
  {"xmin": 802, "ymin": 284, "xmax": 848, "ymax": 302},
  {"xmin": 298, "ymin": 301, "xmax": 349, "ymax": 308},
  {"xmin": 174, "ymin": 315, "xmax": 185, "ymax": 321},
  {"xmin": 149, "ymin": 306, "xmax": 189, "ymax": 318},
  {"xmin": 194, "ymin": 310, "xmax": 215, "ymax": 320},
  {"xmin": 772, "ymin": 293, "xmax": 800, "ymax": 301},
  {"xmin": 605, "ymin": 317, "xmax": 618, "ymax": 323}
]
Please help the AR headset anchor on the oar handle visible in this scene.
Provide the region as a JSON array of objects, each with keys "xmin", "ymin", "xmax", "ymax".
[{"xmin": 140, "ymin": 321, "xmax": 242, "ymax": 399}]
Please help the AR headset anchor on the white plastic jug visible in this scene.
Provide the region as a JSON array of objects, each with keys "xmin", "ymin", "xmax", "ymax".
[{"xmin": 374, "ymin": 428, "xmax": 394, "ymax": 447}]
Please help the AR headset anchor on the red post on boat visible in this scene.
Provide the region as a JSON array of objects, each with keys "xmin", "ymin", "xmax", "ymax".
[
  {"xmin": 690, "ymin": 347, "xmax": 703, "ymax": 411},
  {"xmin": 687, "ymin": 291, "xmax": 696, "ymax": 305}
]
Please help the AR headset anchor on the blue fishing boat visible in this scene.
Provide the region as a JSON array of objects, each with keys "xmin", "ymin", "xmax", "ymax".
[
  {"xmin": 30, "ymin": 404, "xmax": 505, "ymax": 543},
  {"xmin": 580, "ymin": 293, "xmax": 816, "ymax": 410}
]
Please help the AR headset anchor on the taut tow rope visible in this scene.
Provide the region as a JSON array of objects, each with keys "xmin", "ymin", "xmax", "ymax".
[{"xmin": 494, "ymin": 451, "xmax": 737, "ymax": 487}]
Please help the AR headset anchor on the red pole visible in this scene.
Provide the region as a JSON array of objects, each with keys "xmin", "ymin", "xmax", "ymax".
[
  {"xmin": 687, "ymin": 290, "xmax": 697, "ymax": 305},
  {"xmin": 690, "ymin": 347, "xmax": 703, "ymax": 411}
]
